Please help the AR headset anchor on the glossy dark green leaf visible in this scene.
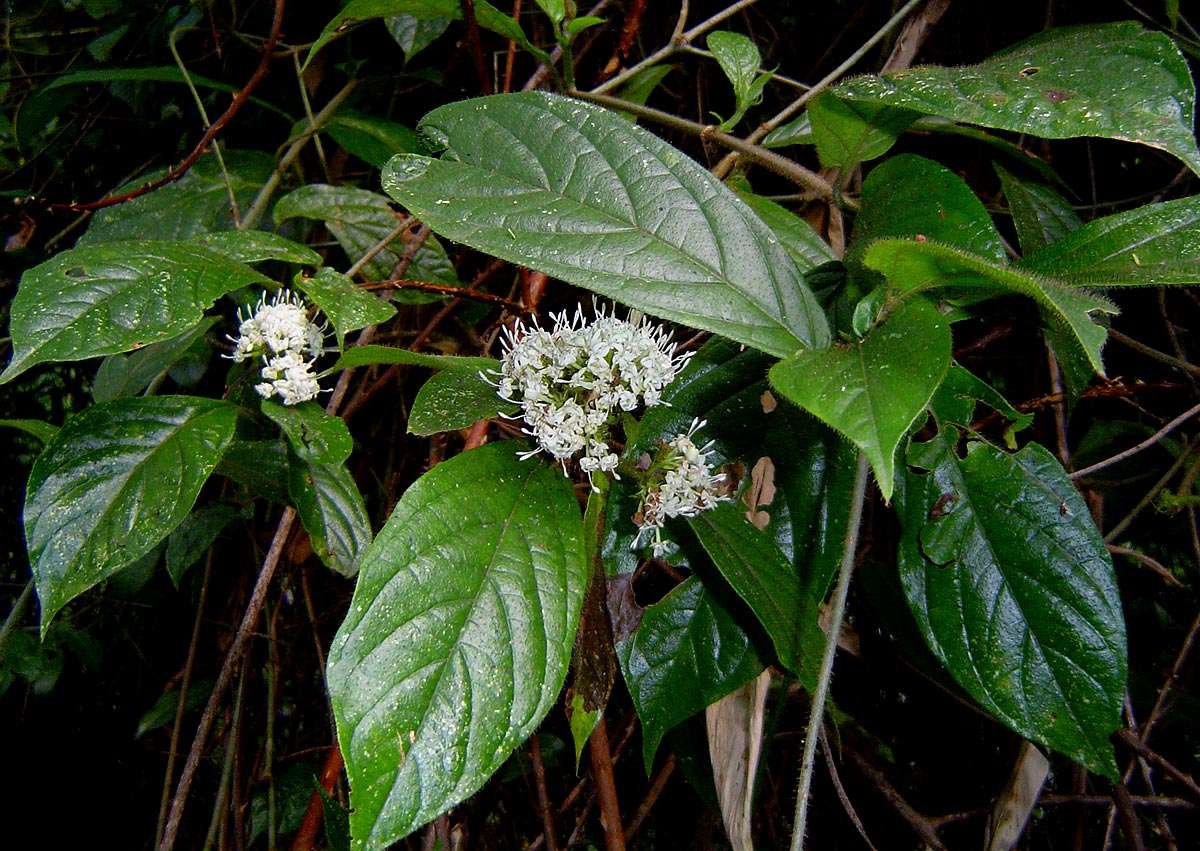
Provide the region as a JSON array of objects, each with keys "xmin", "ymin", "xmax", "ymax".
[
  {"xmin": 326, "ymin": 442, "xmax": 587, "ymax": 846},
  {"xmin": 262, "ymin": 400, "xmax": 354, "ymax": 465},
  {"xmin": 215, "ymin": 439, "xmax": 290, "ymax": 503},
  {"xmin": 929, "ymin": 363, "xmax": 1034, "ymax": 434},
  {"xmin": 898, "ymin": 432, "xmax": 1127, "ymax": 777},
  {"xmin": 0, "ymin": 241, "xmax": 268, "ymax": 384},
  {"xmin": 324, "ymin": 112, "xmax": 423, "ymax": 169},
  {"xmin": 288, "ymin": 456, "xmax": 372, "ymax": 578},
  {"xmin": 852, "ymin": 154, "xmax": 1004, "ymax": 263},
  {"xmin": 834, "ymin": 22, "xmax": 1200, "ymax": 174},
  {"xmin": 192, "ymin": 231, "xmax": 322, "ymax": 265},
  {"xmin": 1020, "ymin": 195, "xmax": 1200, "ymax": 287},
  {"xmin": 994, "ymin": 163, "xmax": 1082, "ymax": 253},
  {"xmin": 165, "ymin": 504, "xmax": 247, "ymax": 587},
  {"xmin": 617, "ymin": 577, "xmax": 765, "ymax": 772},
  {"xmin": 387, "ymin": 13, "xmax": 453, "ymax": 62},
  {"xmin": 382, "ymin": 92, "xmax": 830, "ymax": 357},
  {"xmin": 92, "ymin": 318, "xmax": 216, "ymax": 402},
  {"xmin": 862, "ymin": 239, "xmax": 1115, "ymax": 376},
  {"xmin": 274, "ymin": 184, "xmax": 460, "ymax": 293},
  {"xmin": 24, "ymin": 396, "xmax": 237, "ymax": 634},
  {"xmin": 294, "ymin": 268, "xmax": 396, "ymax": 348},
  {"xmin": 0, "ymin": 418, "xmax": 59, "ymax": 444},
  {"xmin": 769, "ymin": 297, "xmax": 951, "ymax": 500},
  {"xmin": 761, "ymin": 112, "xmax": 812, "ymax": 148},
  {"xmin": 688, "ymin": 502, "xmax": 822, "ymax": 680},
  {"xmin": 807, "ymin": 92, "xmax": 916, "ymax": 169},
  {"xmin": 306, "ymin": 0, "xmax": 460, "ymax": 66},
  {"xmin": 733, "ymin": 188, "xmax": 836, "ymax": 271},
  {"xmin": 409, "ymin": 368, "xmax": 518, "ymax": 435},
  {"xmin": 78, "ymin": 151, "xmax": 274, "ymax": 244},
  {"xmin": 330, "ymin": 345, "xmax": 497, "ymax": 373},
  {"xmin": 135, "ymin": 679, "xmax": 212, "ymax": 738}
]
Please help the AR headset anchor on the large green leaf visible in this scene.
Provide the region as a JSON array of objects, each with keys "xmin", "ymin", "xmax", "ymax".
[
  {"xmin": 852, "ymin": 154, "xmax": 1004, "ymax": 263},
  {"xmin": 288, "ymin": 456, "xmax": 372, "ymax": 578},
  {"xmin": 807, "ymin": 92, "xmax": 917, "ymax": 169},
  {"xmin": 688, "ymin": 503, "xmax": 823, "ymax": 681},
  {"xmin": 617, "ymin": 577, "xmax": 765, "ymax": 772},
  {"xmin": 994, "ymin": 163, "xmax": 1082, "ymax": 253},
  {"xmin": 833, "ymin": 22, "xmax": 1200, "ymax": 174},
  {"xmin": 92, "ymin": 317, "xmax": 216, "ymax": 402},
  {"xmin": 862, "ymin": 239, "xmax": 1115, "ymax": 376},
  {"xmin": 409, "ymin": 368, "xmax": 518, "ymax": 435},
  {"xmin": 24, "ymin": 396, "xmax": 237, "ymax": 634},
  {"xmin": 192, "ymin": 231, "xmax": 323, "ymax": 266},
  {"xmin": 294, "ymin": 268, "xmax": 397, "ymax": 348},
  {"xmin": 1020, "ymin": 194, "xmax": 1200, "ymax": 287},
  {"xmin": 382, "ymin": 91, "xmax": 831, "ymax": 357},
  {"xmin": 324, "ymin": 111, "xmax": 423, "ymax": 169},
  {"xmin": 769, "ymin": 297, "xmax": 951, "ymax": 500},
  {"xmin": 274, "ymin": 184, "xmax": 460, "ymax": 293},
  {"xmin": 898, "ymin": 432, "xmax": 1127, "ymax": 777},
  {"xmin": 326, "ymin": 442, "xmax": 587, "ymax": 846},
  {"xmin": 78, "ymin": 151, "xmax": 274, "ymax": 244},
  {"xmin": 0, "ymin": 241, "xmax": 268, "ymax": 384},
  {"xmin": 262, "ymin": 400, "xmax": 354, "ymax": 465}
]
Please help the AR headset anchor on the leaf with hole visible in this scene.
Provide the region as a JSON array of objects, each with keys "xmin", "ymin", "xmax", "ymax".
[
  {"xmin": 382, "ymin": 91, "xmax": 830, "ymax": 357},
  {"xmin": 24, "ymin": 396, "xmax": 237, "ymax": 634},
  {"xmin": 326, "ymin": 442, "xmax": 586, "ymax": 846}
]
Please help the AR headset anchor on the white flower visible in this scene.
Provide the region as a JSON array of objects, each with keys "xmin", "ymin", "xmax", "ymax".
[
  {"xmin": 633, "ymin": 419, "xmax": 730, "ymax": 556},
  {"xmin": 493, "ymin": 303, "xmax": 691, "ymax": 486},
  {"xmin": 230, "ymin": 289, "xmax": 327, "ymax": 406}
]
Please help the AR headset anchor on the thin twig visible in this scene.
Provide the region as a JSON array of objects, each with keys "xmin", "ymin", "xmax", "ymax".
[
  {"xmin": 362, "ymin": 278, "xmax": 525, "ymax": 310},
  {"xmin": 1109, "ymin": 329, "xmax": 1200, "ymax": 378},
  {"xmin": 1103, "ymin": 439, "xmax": 1197, "ymax": 543},
  {"xmin": 820, "ymin": 727, "xmax": 878, "ymax": 851},
  {"xmin": 0, "ymin": 579, "xmax": 34, "ymax": 656},
  {"xmin": 1116, "ymin": 730, "xmax": 1200, "ymax": 804},
  {"xmin": 1072, "ymin": 403, "xmax": 1200, "ymax": 480},
  {"xmin": 790, "ymin": 452, "xmax": 870, "ymax": 851},
  {"xmin": 842, "ymin": 746, "xmax": 948, "ymax": 851},
  {"xmin": 51, "ymin": 0, "xmax": 287, "ymax": 213},
  {"xmin": 1107, "ymin": 545, "xmax": 1184, "ymax": 588},
  {"xmin": 623, "ymin": 755, "xmax": 676, "ymax": 843},
  {"xmin": 530, "ymin": 735, "xmax": 560, "ymax": 851}
]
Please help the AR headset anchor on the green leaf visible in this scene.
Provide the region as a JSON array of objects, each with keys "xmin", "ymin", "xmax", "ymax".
[
  {"xmin": 833, "ymin": 22, "xmax": 1200, "ymax": 174},
  {"xmin": 294, "ymin": 268, "xmax": 397, "ymax": 349},
  {"xmin": 382, "ymin": 92, "xmax": 830, "ymax": 357},
  {"xmin": 929, "ymin": 363, "xmax": 1034, "ymax": 435},
  {"xmin": 733, "ymin": 188, "xmax": 836, "ymax": 271},
  {"xmin": 24, "ymin": 396, "xmax": 237, "ymax": 635},
  {"xmin": 994, "ymin": 163, "xmax": 1082, "ymax": 253},
  {"xmin": 617, "ymin": 576, "xmax": 765, "ymax": 773},
  {"xmin": 135, "ymin": 678, "xmax": 212, "ymax": 738},
  {"xmin": 192, "ymin": 231, "xmax": 322, "ymax": 265},
  {"xmin": 769, "ymin": 298, "xmax": 951, "ymax": 500},
  {"xmin": 409, "ymin": 368, "xmax": 518, "ymax": 435},
  {"xmin": 862, "ymin": 239, "xmax": 1116, "ymax": 377},
  {"xmin": 216, "ymin": 439, "xmax": 291, "ymax": 503},
  {"xmin": 566, "ymin": 15, "xmax": 605, "ymax": 37},
  {"xmin": 898, "ymin": 432, "xmax": 1127, "ymax": 777},
  {"xmin": 329, "ymin": 345, "xmax": 497, "ymax": 374},
  {"xmin": 706, "ymin": 31, "xmax": 766, "ymax": 130},
  {"xmin": 288, "ymin": 455, "xmax": 372, "ymax": 578},
  {"xmin": 274, "ymin": 184, "xmax": 461, "ymax": 292},
  {"xmin": 473, "ymin": 2, "xmax": 552, "ymax": 63},
  {"xmin": 92, "ymin": 318, "xmax": 216, "ymax": 403},
  {"xmin": 387, "ymin": 13, "xmax": 453, "ymax": 62},
  {"xmin": 326, "ymin": 442, "xmax": 587, "ymax": 846},
  {"xmin": 688, "ymin": 502, "xmax": 822, "ymax": 681},
  {"xmin": 533, "ymin": 0, "xmax": 565, "ymax": 24},
  {"xmin": 78, "ymin": 151, "xmax": 274, "ymax": 244},
  {"xmin": 852, "ymin": 154, "xmax": 1004, "ymax": 263},
  {"xmin": 324, "ymin": 112, "xmax": 424, "ymax": 169},
  {"xmin": 1020, "ymin": 195, "xmax": 1200, "ymax": 287},
  {"xmin": 761, "ymin": 112, "xmax": 812, "ymax": 148},
  {"xmin": 0, "ymin": 418, "xmax": 59, "ymax": 444},
  {"xmin": 262, "ymin": 400, "xmax": 354, "ymax": 465},
  {"xmin": 165, "ymin": 504, "xmax": 246, "ymax": 587},
  {"xmin": 807, "ymin": 92, "xmax": 916, "ymax": 169},
  {"xmin": 306, "ymin": 0, "xmax": 461, "ymax": 66},
  {"xmin": 0, "ymin": 241, "xmax": 268, "ymax": 384},
  {"xmin": 614, "ymin": 65, "xmax": 675, "ymax": 119}
]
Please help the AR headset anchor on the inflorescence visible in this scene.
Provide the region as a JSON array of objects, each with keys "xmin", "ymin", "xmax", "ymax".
[
  {"xmin": 493, "ymin": 304, "xmax": 729, "ymax": 554},
  {"xmin": 228, "ymin": 290, "xmax": 327, "ymax": 405}
]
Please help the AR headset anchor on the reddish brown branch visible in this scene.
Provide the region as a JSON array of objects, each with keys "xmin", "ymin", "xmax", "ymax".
[
  {"xmin": 288, "ymin": 746, "xmax": 344, "ymax": 851},
  {"xmin": 530, "ymin": 734, "xmax": 560, "ymax": 851},
  {"xmin": 588, "ymin": 717, "xmax": 626, "ymax": 851},
  {"xmin": 363, "ymin": 278, "xmax": 525, "ymax": 311},
  {"xmin": 623, "ymin": 754, "xmax": 675, "ymax": 842},
  {"xmin": 461, "ymin": 0, "xmax": 494, "ymax": 95},
  {"xmin": 52, "ymin": 0, "xmax": 287, "ymax": 213}
]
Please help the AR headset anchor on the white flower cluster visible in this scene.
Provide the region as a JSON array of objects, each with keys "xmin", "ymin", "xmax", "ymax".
[
  {"xmin": 634, "ymin": 419, "xmax": 730, "ymax": 556},
  {"xmin": 495, "ymin": 305, "xmax": 691, "ymax": 483},
  {"xmin": 228, "ymin": 290, "xmax": 326, "ymax": 405}
]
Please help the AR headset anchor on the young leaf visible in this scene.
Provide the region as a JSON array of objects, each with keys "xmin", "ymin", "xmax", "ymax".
[
  {"xmin": 288, "ymin": 456, "xmax": 372, "ymax": 578},
  {"xmin": 261, "ymin": 400, "xmax": 354, "ymax": 465},
  {"xmin": 294, "ymin": 268, "xmax": 396, "ymax": 348},
  {"xmin": 617, "ymin": 577, "xmax": 765, "ymax": 772},
  {"xmin": 382, "ymin": 91, "xmax": 830, "ymax": 358},
  {"xmin": 833, "ymin": 22, "xmax": 1200, "ymax": 174},
  {"xmin": 409, "ymin": 368, "xmax": 518, "ymax": 435},
  {"xmin": 898, "ymin": 433, "xmax": 1127, "ymax": 778},
  {"xmin": 274, "ymin": 184, "xmax": 460, "ymax": 291},
  {"xmin": 688, "ymin": 502, "xmax": 822, "ymax": 682},
  {"xmin": 0, "ymin": 241, "xmax": 268, "ymax": 384},
  {"xmin": 24, "ymin": 396, "xmax": 237, "ymax": 635},
  {"xmin": 92, "ymin": 317, "xmax": 217, "ymax": 403},
  {"xmin": 994, "ymin": 163, "xmax": 1082, "ymax": 253},
  {"xmin": 326, "ymin": 442, "xmax": 587, "ymax": 846},
  {"xmin": 706, "ymin": 31, "xmax": 767, "ymax": 130},
  {"xmin": 769, "ymin": 297, "xmax": 952, "ymax": 500},
  {"xmin": 1019, "ymin": 194, "xmax": 1200, "ymax": 287},
  {"xmin": 807, "ymin": 92, "xmax": 916, "ymax": 169}
]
